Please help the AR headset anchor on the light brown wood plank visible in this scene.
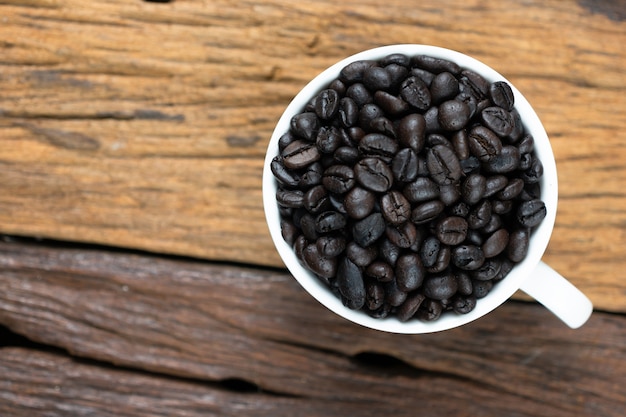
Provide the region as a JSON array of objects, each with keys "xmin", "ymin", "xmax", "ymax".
[
  {"xmin": 0, "ymin": 0, "xmax": 625, "ymax": 311},
  {"xmin": 0, "ymin": 240, "xmax": 624, "ymax": 416}
]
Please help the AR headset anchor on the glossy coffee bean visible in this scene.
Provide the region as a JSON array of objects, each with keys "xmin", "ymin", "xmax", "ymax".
[
  {"xmin": 472, "ymin": 258, "xmax": 501, "ymax": 281},
  {"xmin": 455, "ymin": 272, "xmax": 473, "ymax": 296},
  {"xmin": 348, "ymin": 83, "xmax": 374, "ymax": 107},
  {"xmin": 366, "ymin": 261, "xmax": 395, "ymax": 283},
  {"xmin": 403, "ymin": 177, "xmax": 439, "ymax": 203},
  {"xmin": 489, "ymin": 81, "xmax": 515, "ymax": 111},
  {"xmin": 435, "ymin": 216, "xmax": 468, "ymax": 245},
  {"xmin": 374, "ymin": 90, "xmax": 409, "ymax": 115},
  {"xmin": 365, "ymin": 280, "xmax": 385, "ymax": 311},
  {"xmin": 412, "ymin": 55, "xmax": 462, "ymax": 75},
  {"xmin": 346, "ymin": 241, "xmax": 378, "ymax": 267},
  {"xmin": 384, "ymin": 279, "xmax": 408, "ymax": 307},
  {"xmin": 338, "ymin": 97, "xmax": 359, "ymax": 128},
  {"xmin": 423, "ymin": 273, "xmax": 458, "ymax": 300},
  {"xmin": 298, "ymin": 162, "xmax": 323, "ymax": 187},
  {"xmin": 417, "ymin": 299, "xmax": 443, "ymax": 321},
  {"xmin": 400, "ymin": 76, "xmax": 431, "ymax": 111},
  {"xmin": 396, "ymin": 292, "xmax": 426, "ymax": 322},
  {"xmin": 452, "ymin": 245, "xmax": 485, "ymax": 270},
  {"xmin": 481, "ymin": 229, "xmax": 509, "ymax": 258},
  {"xmin": 468, "ymin": 126, "xmax": 502, "ymax": 162},
  {"xmin": 430, "ymin": 71, "xmax": 459, "ymax": 104},
  {"xmin": 385, "ymin": 221, "xmax": 418, "ymax": 248},
  {"xmin": 333, "ymin": 146, "xmax": 360, "ymax": 165},
  {"xmin": 276, "ymin": 189, "xmax": 304, "ymax": 208},
  {"xmin": 426, "ymin": 245, "xmax": 451, "ymax": 274},
  {"xmin": 352, "ymin": 212, "xmax": 386, "ymax": 247},
  {"xmin": 316, "ymin": 235, "xmax": 346, "ymax": 257},
  {"xmin": 282, "ymin": 140, "xmax": 321, "ymax": 169},
  {"xmin": 517, "ymin": 199, "xmax": 547, "ymax": 227},
  {"xmin": 472, "ymin": 279, "xmax": 493, "ymax": 299},
  {"xmin": 359, "ymin": 133, "xmax": 399, "ymax": 160},
  {"xmin": 481, "ymin": 106, "xmax": 514, "ymax": 137},
  {"xmin": 522, "ymin": 156, "xmax": 544, "ymax": 184},
  {"xmin": 397, "ymin": 113, "xmax": 426, "ymax": 153},
  {"xmin": 344, "ymin": 187, "xmax": 376, "ymax": 219},
  {"xmin": 354, "ymin": 157, "xmax": 394, "ymax": 192},
  {"xmin": 451, "ymin": 129, "xmax": 470, "ymax": 160},
  {"xmin": 303, "ymin": 185, "xmax": 329, "ymax": 213},
  {"xmin": 438, "ymin": 99, "xmax": 471, "ymax": 131},
  {"xmin": 411, "ymin": 200, "xmax": 445, "ymax": 224},
  {"xmin": 507, "ymin": 228, "xmax": 530, "ymax": 262},
  {"xmin": 483, "ymin": 175, "xmax": 508, "ymax": 198},
  {"xmin": 302, "ymin": 243, "xmax": 338, "ymax": 279},
  {"xmin": 462, "ymin": 174, "xmax": 486, "ymax": 205},
  {"xmin": 271, "ymin": 156, "xmax": 300, "ymax": 187},
  {"xmin": 395, "ymin": 253, "xmax": 425, "ymax": 292},
  {"xmin": 498, "ymin": 178, "xmax": 524, "ymax": 200},
  {"xmin": 380, "ymin": 190, "xmax": 411, "ymax": 225},
  {"xmin": 453, "ymin": 295, "xmax": 477, "ymax": 314},
  {"xmin": 322, "ymin": 165, "xmax": 355, "ymax": 194},
  {"xmin": 420, "ymin": 235, "xmax": 441, "ymax": 268},
  {"xmin": 468, "ymin": 200, "xmax": 492, "ymax": 229},
  {"xmin": 392, "ymin": 148, "xmax": 419, "ymax": 182},
  {"xmin": 337, "ymin": 257, "xmax": 366, "ymax": 309},
  {"xmin": 363, "ymin": 66, "xmax": 393, "ymax": 92},
  {"xmin": 339, "ymin": 60, "xmax": 375, "ymax": 83},
  {"xmin": 427, "ymin": 144, "xmax": 462, "ymax": 185},
  {"xmin": 379, "ymin": 238, "xmax": 401, "ymax": 267},
  {"xmin": 314, "ymin": 89, "xmax": 340, "ymax": 120},
  {"xmin": 315, "ymin": 211, "xmax": 346, "ymax": 234},
  {"xmin": 483, "ymin": 145, "xmax": 520, "ymax": 173},
  {"xmin": 290, "ymin": 112, "xmax": 320, "ymax": 141},
  {"xmin": 316, "ymin": 126, "xmax": 342, "ymax": 154}
]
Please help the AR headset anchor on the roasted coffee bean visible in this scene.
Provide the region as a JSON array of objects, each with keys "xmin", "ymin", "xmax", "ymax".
[
  {"xmin": 520, "ymin": 183, "xmax": 541, "ymax": 201},
  {"xmin": 451, "ymin": 129, "xmax": 470, "ymax": 160},
  {"xmin": 337, "ymin": 257, "xmax": 366, "ymax": 309},
  {"xmin": 366, "ymin": 261, "xmax": 395, "ymax": 283},
  {"xmin": 344, "ymin": 187, "xmax": 376, "ymax": 219},
  {"xmin": 468, "ymin": 126, "xmax": 502, "ymax": 162},
  {"xmin": 314, "ymin": 89, "xmax": 340, "ymax": 120},
  {"xmin": 352, "ymin": 212, "xmax": 386, "ymax": 247},
  {"xmin": 483, "ymin": 175, "xmax": 508, "ymax": 198},
  {"xmin": 403, "ymin": 177, "xmax": 439, "ymax": 203},
  {"xmin": 481, "ymin": 213, "xmax": 502, "ymax": 234},
  {"xmin": 303, "ymin": 185, "xmax": 329, "ymax": 213},
  {"xmin": 522, "ymin": 156, "xmax": 544, "ymax": 184},
  {"xmin": 481, "ymin": 106, "xmax": 514, "ymax": 137},
  {"xmin": 455, "ymin": 90, "xmax": 478, "ymax": 120},
  {"xmin": 455, "ymin": 272, "xmax": 473, "ymax": 295},
  {"xmin": 363, "ymin": 66, "xmax": 393, "ymax": 92},
  {"xmin": 420, "ymin": 235, "xmax": 441, "ymax": 268},
  {"xmin": 423, "ymin": 106, "xmax": 442, "ymax": 132},
  {"xmin": 468, "ymin": 200, "xmax": 492, "ymax": 229},
  {"xmin": 381, "ymin": 53, "xmax": 410, "ymax": 67},
  {"xmin": 517, "ymin": 134, "xmax": 535, "ymax": 155},
  {"xmin": 435, "ymin": 216, "xmax": 468, "ymax": 245},
  {"xmin": 412, "ymin": 55, "xmax": 462, "ymax": 75},
  {"xmin": 333, "ymin": 146, "xmax": 360, "ymax": 165},
  {"xmin": 385, "ymin": 63, "xmax": 410, "ymax": 88},
  {"xmin": 452, "ymin": 245, "xmax": 485, "ymax": 270},
  {"xmin": 460, "ymin": 156, "xmax": 481, "ymax": 174},
  {"xmin": 339, "ymin": 60, "xmax": 375, "ymax": 82},
  {"xmin": 384, "ymin": 279, "xmax": 408, "ymax": 307},
  {"xmin": 395, "ymin": 253, "xmax": 425, "ymax": 292},
  {"xmin": 465, "ymin": 229, "xmax": 483, "ymax": 246},
  {"xmin": 427, "ymin": 144, "xmax": 462, "ymax": 185},
  {"xmin": 494, "ymin": 258, "xmax": 515, "ymax": 281},
  {"xmin": 328, "ymin": 78, "xmax": 346, "ymax": 95},
  {"xmin": 359, "ymin": 133, "xmax": 399, "ymax": 159},
  {"xmin": 423, "ymin": 272, "xmax": 458, "ymax": 300},
  {"xmin": 316, "ymin": 235, "xmax": 346, "ymax": 257},
  {"xmin": 290, "ymin": 112, "xmax": 320, "ymax": 141},
  {"xmin": 322, "ymin": 165, "xmax": 355, "ymax": 194},
  {"xmin": 507, "ymin": 228, "xmax": 530, "ymax": 262},
  {"xmin": 489, "ymin": 81, "xmax": 515, "ymax": 111},
  {"xmin": 481, "ymin": 228, "xmax": 509, "ymax": 258},
  {"xmin": 271, "ymin": 156, "xmax": 300, "ymax": 187},
  {"xmin": 396, "ymin": 293, "xmax": 426, "ymax": 322},
  {"xmin": 358, "ymin": 103, "xmax": 384, "ymax": 129},
  {"xmin": 460, "ymin": 69, "xmax": 490, "ymax": 98},
  {"xmin": 450, "ymin": 201, "xmax": 470, "ymax": 218},
  {"xmin": 427, "ymin": 133, "xmax": 452, "ymax": 149},
  {"xmin": 430, "ymin": 71, "xmax": 460, "ymax": 104},
  {"xmin": 338, "ymin": 97, "xmax": 359, "ymax": 128},
  {"xmin": 517, "ymin": 199, "xmax": 547, "ymax": 228},
  {"xmin": 302, "ymin": 243, "xmax": 338, "ymax": 279},
  {"xmin": 438, "ymin": 99, "xmax": 471, "ymax": 131},
  {"xmin": 392, "ymin": 148, "xmax": 419, "ymax": 183},
  {"xmin": 453, "ymin": 295, "xmax": 477, "ymax": 314},
  {"xmin": 280, "ymin": 219, "xmax": 299, "ymax": 247},
  {"xmin": 316, "ymin": 126, "xmax": 342, "ymax": 154},
  {"xmin": 385, "ymin": 221, "xmax": 418, "ymax": 248},
  {"xmin": 397, "ymin": 113, "xmax": 426, "ymax": 153},
  {"xmin": 298, "ymin": 213, "xmax": 318, "ymax": 240},
  {"xmin": 462, "ymin": 174, "xmax": 486, "ymax": 205},
  {"xmin": 379, "ymin": 238, "xmax": 401, "ymax": 267},
  {"xmin": 315, "ymin": 211, "xmax": 346, "ymax": 233},
  {"xmin": 427, "ymin": 245, "xmax": 451, "ymax": 273},
  {"xmin": 400, "ymin": 76, "xmax": 431, "ymax": 111},
  {"xmin": 348, "ymin": 83, "xmax": 374, "ymax": 107},
  {"xmin": 346, "ymin": 241, "xmax": 378, "ymax": 267},
  {"xmin": 299, "ymin": 162, "xmax": 323, "ymax": 187},
  {"xmin": 417, "ymin": 299, "xmax": 443, "ymax": 321},
  {"xmin": 282, "ymin": 140, "xmax": 321, "ymax": 169},
  {"xmin": 411, "ymin": 200, "xmax": 445, "ymax": 224},
  {"xmin": 411, "ymin": 67, "xmax": 435, "ymax": 86},
  {"xmin": 278, "ymin": 131, "xmax": 296, "ymax": 152},
  {"xmin": 380, "ymin": 190, "xmax": 411, "ymax": 225},
  {"xmin": 498, "ymin": 178, "xmax": 524, "ymax": 200},
  {"xmin": 484, "ymin": 145, "xmax": 520, "ymax": 173},
  {"xmin": 365, "ymin": 280, "xmax": 385, "ymax": 311},
  {"xmin": 374, "ymin": 90, "xmax": 409, "ymax": 115},
  {"xmin": 507, "ymin": 109, "xmax": 525, "ymax": 143},
  {"xmin": 276, "ymin": 188, "xmax": 304, "ymax": 208},
  {"xmin": 368, "ymin": 116, "xmax": 397, "ymax": 138},
  {"xmin": 354, "ymin": 157, "xmax": 394, "ymax": 192},
  {"xmin": 472, "ymin": 279, "xmax": 493, "ymax": 299},
  {"xmin": 472, "ymin": 258, "xmax": 501, "ymax": 281}
]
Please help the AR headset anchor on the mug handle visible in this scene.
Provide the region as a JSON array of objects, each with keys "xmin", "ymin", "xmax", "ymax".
[{"xmin": 519, "ymin": 261, "xmax": 593, "ymax": 329}]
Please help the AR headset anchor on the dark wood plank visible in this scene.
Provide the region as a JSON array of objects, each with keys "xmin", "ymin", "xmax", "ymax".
[
  {"xmin": 0, "ymin": 0, "xmax": 625, "ymax": 311},
  {"xmin": 0, "ymin": 240, "xmax": 624, "ymax": 416}
]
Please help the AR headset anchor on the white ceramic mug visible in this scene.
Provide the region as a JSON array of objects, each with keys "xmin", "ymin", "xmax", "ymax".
[{"xmin": 263, "ymin": 44, "xmax": 593, "ymax": 334}]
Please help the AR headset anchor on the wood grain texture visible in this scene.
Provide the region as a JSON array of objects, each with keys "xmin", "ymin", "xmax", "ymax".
[
  {"xmin": 0, "ymin": 0, "xmax": 625, "ymax": 311},
  {"xmin": 1, "ymin": 239, "xmax": 625, "ymax": 416}
]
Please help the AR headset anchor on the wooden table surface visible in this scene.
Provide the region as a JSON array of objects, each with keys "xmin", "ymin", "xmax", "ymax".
[{"xmin": 1, "ymin": 1, "xmax": 625, "ymax": 416}]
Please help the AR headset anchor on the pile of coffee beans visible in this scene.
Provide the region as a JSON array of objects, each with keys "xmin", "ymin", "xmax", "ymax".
[{"xmin": 271, "ymin": 53, "xmax": 546, "ymax": 322}]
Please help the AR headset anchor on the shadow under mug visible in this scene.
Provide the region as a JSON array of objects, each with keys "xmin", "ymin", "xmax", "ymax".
[{"xmin": 263, "ymin": 44, "xmax": 593, "ymax": 334}]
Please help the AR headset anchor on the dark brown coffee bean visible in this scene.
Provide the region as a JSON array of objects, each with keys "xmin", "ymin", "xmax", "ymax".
[
  {"xmin": 423, "ymin": 272, "xmax": 458, "ymax": 300},
  {"xmin": 481, "ymin": 106, "xmax": 514, "ymax": 137},
  {"xmin": 302, "ymin": 243, "xmax": 338, "ymax": 279},
  {"xmin": 427, "ymin": 144, "xmax": 462, "ymax": 185},
  {"xmin": 328, "ymin": 78, "xmax": 346, "ymax": 95},
  {"xmin": 506, "ymin": 109, "xmax": 524, "ymax": 142},
  {"xmin": 438, "ymin": 99, "xmax": 471, "ymax": 131},
  {"xmin": 460, "ymin": 69, "xmax": 490, "ymax": 98},
  {"xmin": 498, "ymin": 178, "xmax": 524, "ymax": 200},
  {"xmin": 298, "ymin": 213, "xmax": 318, "ymax": 240},
  {"xmin": 484, "ymin": 145, "xmax": 520, "ymax": 173},
  {"xmin": 354, "ymin": 157, "xmax": 394, "ymax": 192},
  {"xmin": 483, "ymin": 175, "xmax": 508, "ymax": 198},
  {"xmin": 462, "ymin": 174, "xmax": 486, "ymax": 205},
  {"xmin": 348, "ymin": 83, "xmax": 374, "ymax": 107},
  {"xmin": 336, "ymin": 257, "xmax": 366, "ymax": 309},
  {"xmin": 379, "ymin": 238, "xmax": 401, "ymax": 267},
  {"xmin": 315, "ymin": 211, "xmax": 346, "ymax": 234},
  {"xmin": 412, "ymin": 55, "xmax": 462, "ymax": 75},
  {"xmin": 452, "ymin": 295, "xmax": 477, "ymax": 314},
  {"xmin": 280, "ymin": 219, "xmax": 298, "ymax": 247},
  {"xmin": 365, "ymin": 280, "xmax": 385, "ymax": 311},
  {"xmin": 492, "ymin": 199, "xmax": 513, "ymax": 214},
  {"xmin": 507, "ymin": 228, "xmax": 530, "ymax": 262},
  {"xmin": 420, "ymin": 235, "xmax": 441, "ymax": 268},
  {"xmin": 369, "ymin": 116, "xmax": 398, "ymax": 138},
  {"xmin": 395, "ymin": 253, "xmax": 425, "ymax": 292},
  {"xmin": 322, "ymin": 165, "xmax": 355, "ymax": 194},
  {"xmin": 316, "ymin": 235, "xmax": 346, "ymax": 257},
  {"xmin": 430, "ymin": 71, "xmax": 460, "ymax": 104},
  {"xmin": 411, "ymin": 67, "xmax": 435, "ymax": 86},
  {"xmin": 278, "ymin": 131, "xmax": 296, "ymax": 152},
  {"xmin": 435, "ymin": 216, "xmax": 468, "ymax": 245},
  {"xmin": 290, "ymin": 112, "xmax": 320, "ymax": 141},
  {"xmin": 468, "ymin": 126, "xmax": 502, "ymax": 162},
  {"xmin": 481, "ymin": 213, "xmax": 502, "ymax": 234},
  {"xmin": 299, "ymin": 162, "xmax": 323, "ymax": 187},
  {"xmin": 468, "ymin": 200, "xmax": 492, "ymax": 229},
  {"xmin": 363, "ymin": 66, "xmax": 393, "ymax": 92},
  {"xmin": 450, "ymin": 201, "xmax": 470, "ymax": 218},
  {"xmin": 271, "ymin": 156, "xmax": 300, "ymax": 187},
  {"xmin": 426, "ymin": 245, "xmax": 451, "ymax": 273},
  {"xmin": 344, "ymin": 187, "xmax": 375, "ymax": 220},
  {"xmin": 339, "ymin": 60, "xmax": 375, "ymax": 82},
  {"xmin": 517, "ymin": 134, "xmax": 535, "ymax": 155},
  {"xmin": 451, "ymin": 129, "xmax": 470, "ymax": 160},
  {"xmin": 517, "ymin": 199, "xmax": 547, "ymax": 228},
  {"xmin": 439, "ymin": 183, "xmax": 461, "ymax": 206},
  {"xmin": 417, "ymin": 299, "xmax": 443, "ymax": 321},
  {"xmin": 482, "ymin": 228, "xmax": 509, "ymax": 258},
  {"xmin": 380, "ymin": 190, "xmax": 411, "ymax": 225},
  {"xmin": 346, "ymin": 241, "xmax": 378, "ymax": 267},
  {"xmin": 489, "ymin": 81, "xmax": 515, "ymax": 111},
  {"xmin": 316, "ymin": 125, "xmax": 342, "ymax": 154},
  {"xmin": 282, "ymin": 139, "xmax": 321, "ymax": 169},
  {"xmin": 522, "ymin": 156, "xmax": 544, "ymax": 184},
  {"xmin": 400, "ymin": 76, "xmax": 431, "ymax": 111},
  {"xmin": 384, "ymin": 279, "xmax": 408, "ymax": 307},
  {"xmin": 455, "ymin": 272, "xmax": 473, "ymax": 295},
  {"xmin": 397, "ymin": 113, "xmax": 426, "ymax": 153},
  {"xmin": 403, "ymin": 177, "xmax": 439, "ymax": 203},
  {"xmin": 374, "ymin": 90, "xmax": 409, "ymax": 115},
  {"xmin": 423, "ymin": 106, "xmax": 442, "ymax": 133},
  {"xmin": 472, "ymin": 279, "xmax": 493, "ymax": 299},
  {"xmin": 333, "ymin": 146, "xmax": 360, "ymax": 165},
  {"xmin": 338, "ymin": 97, "xmax": 359, "ymax": 128},
  {"xmin": 494, "ymin": 257, "xmax": 515, "ymax": 282},
  {"xmin": 385, "ymin": 221, "xmax": 418, "ymax": 248},
  {"xmin": 411, "ymin": 200, "xmax": 445, "ymax": 224},
  {"xmin": 472, "ymin": 258, "xmax": 501, "ymax": 281},
  {"xmin": 391, "ymin": 148, "xmax": 419, "ymax": 183},
  {"xmin": 366, "ymin": 261, "xmax": 395, "ymax": 283},
  {"xmin": 276, "ymin": 188, "xmax": 304, "ymax": 208},
  {"xmin": 396, "ymin": 293, "xmax": 426, "ymax": 322},
  {"xmin": 303, "ymin": 185, "xmax": 329, "ymax": 213},
  {"xmin": 359, "ymin": 133, "xmax": 399, "ymax": 160},
  {"xmin": 452, "ymin": 245, "xmax": 485, "ymax": 270},
  {"xmin": 352, "ymin": 212, "xmax": 386, "ymax": 247},
  {"xmin": 314, "ymin": 89, "xmax": 340, "ymax": 120}
]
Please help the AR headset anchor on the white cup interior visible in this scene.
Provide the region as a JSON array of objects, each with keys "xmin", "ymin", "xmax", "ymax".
[{"xmin": 263, "ymin": 44, "xmax": 558, "ymax": 334}]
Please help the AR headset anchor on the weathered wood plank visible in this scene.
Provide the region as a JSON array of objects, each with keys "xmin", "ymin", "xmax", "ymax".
[
  {"xmin": 0, "ymin": 0, "xmax": 625, "ymax": 311},
  {"xmin": 0, "ymin": 240, "xmax": 624, "ymax": 416}
]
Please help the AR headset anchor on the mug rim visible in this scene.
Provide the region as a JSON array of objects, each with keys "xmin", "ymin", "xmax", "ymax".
[{"xmin": 263, "ymin": 44, "xmax": 558, "ymax": 334}]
